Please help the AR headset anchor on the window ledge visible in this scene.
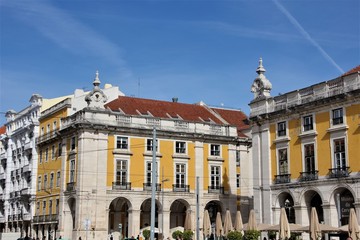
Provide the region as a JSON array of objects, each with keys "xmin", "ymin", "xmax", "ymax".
[
  {"xmin": 143, "ymin": 152, "xmax": 163, "ymax": 158},
  {"xmin": 207, "ymin": 156, "xmax": 224, "ymax": 162},
  {"xmin": 172, "ymin": 154, "xmax": 190, "ymax": 159},
  {"xmin": 69, "ymin": 150, "xmax": 77, "ymax": 155},
  {"xmin": 299, "ymin": 131, "xmax": 318, "ymax": 138},
  {"xmin": 113, "ymin": 149, "xmax": 133, "ymax": 156},
  {"xmin": 273, "ymin": 136, "xmax": 290, "ymax": 144},
  {"xmin": 327, "ymin": 124, "xmax": 348, "ymax": 133}
]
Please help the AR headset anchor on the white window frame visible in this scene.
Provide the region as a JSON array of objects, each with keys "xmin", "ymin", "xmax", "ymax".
[
  {"xmin": 70, "ymin": 159, "xmax": 75, "ymax": 183},
  {"xmin": 175, "ymin": 141, "xmax": 186, "ymax": 154},
  {"xmin": 332, "ymin": 138, "xmax": 346, "ymax": 168},
  {"xmin": 38, "ymin": 176, "xmax": 42, "ymax": 191},
  {"xmin": 277, "ymin": 148, "xmax": 289, "ymax": 175},
  {"xmin": 43, "ymin": 174, "xmax": 48, "ymax": 190},
  {"xmin": 331, "ymin": 108, "xmax": 344, "ymax": 126},
  {"xmin": 49, "ymin": 172, "xmax": 54, "ymax": 189},
  {"xmin": 56, "ymin": 171, "xmax": 60, "ymax": 187},
  {"xmin": 146, "ymin": 139, "xmax": 159, "ymax": 152},
  {"xmin": 302, "ymin": 115, "xmax": 314, "ymax": 132},
  {"xmin": 210, "ymin": 144, "xmax": 221, "ymax": 156},
  {"xmin": 51, "ymin": 145, "xmax": 55, "ymax": 159},
  {"xmin": 210, "ymin": 165, "xmax": 221, "ymax": 188},
  {"xmin": 236, "ymin": 174, "xmax": 240, "ymax": 188},
  {"xmin": 175, "ymin": 163, "xmax": 186, "ymax": 187},
  {"xmin": 303, "ymin": 143, "xmax": 316, "ymax": 173},
  {"xmin": 115, "ymin": 159, "xmax": 128, "ymax": 184},
  {"xmin": 277, "ymin": 121, "xmax": 287, "ymax": 137},
  {"xmin": 45, "ymin": 148, "xmax": 48, "ymax": 162},
  {"xmin": 71, "ymin": 137, "xmax": 76, "ymax": 151},
  {"xmin": 236, "ymin": 150, "xmax": 240, "ymax": 166},
  {"xmin": 116, "ymin": 136, "xmax": 129, "ymax": 150}
]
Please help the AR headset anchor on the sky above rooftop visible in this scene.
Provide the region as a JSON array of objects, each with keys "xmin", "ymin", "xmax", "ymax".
[{"xmin": 0, "ymin": 0, "xmax": 359, "ymax": 124}]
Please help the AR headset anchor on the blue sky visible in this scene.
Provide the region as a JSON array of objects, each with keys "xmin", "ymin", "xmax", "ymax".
[{"xmin": 0, "ymin": 0, "xmax": 359, "ymax": 124}]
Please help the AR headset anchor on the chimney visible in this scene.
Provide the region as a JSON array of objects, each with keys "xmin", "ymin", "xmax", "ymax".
[{"xmin": 172, "ymin": 97, "xmax": 178, "ymax": 103}]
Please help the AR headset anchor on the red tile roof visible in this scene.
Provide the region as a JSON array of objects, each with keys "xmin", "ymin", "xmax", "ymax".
[
  {"xmin": 210, "ymin": 107, "xmax": 250, "ymax": 137},
  {"xmin": 0, "ymin": 125, "xmax": 5, "ymax": 135},
  {"xmin": 105, "ymin": 96, "xmax": 250, "ymax": 137},
  {"xmin": 342, "ymin": 65, "xmax": 360, "ymax": 77}
]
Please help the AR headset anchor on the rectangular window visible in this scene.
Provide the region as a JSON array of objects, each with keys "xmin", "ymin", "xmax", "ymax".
[
  {"xmin": 56, "ymin": 199, "xmax": 59, "ymax": 214},
  {"xmin": 50, "ymin": 173, "xmax": 54, "ymax": 189},
  {"xmin": 175, "ymin": 163, "xmax": 186, "ymax": 186},
  {"xmin": 71, "ymin": 137, "xmax": 76, "ymax": 150},
  {"xmin": 56, "ymin": 171, "xmax": 61, "ymax": 187},
  {"xmin": 36, "ymin": 202, "xmax": 40, "ymax": 215},
  {"xmin": 278, "ymin": 149, "xmax": 288, "ymax": 174},
  {"xmin": 277, "ymin": 122, "xmax": 286, "ymax": 137},
  {"xmin": 53, "ymin": 121, "xmax": 57, "ymax": 130},
  {"xmin": 116, "ymin": 136, "xmax": 128, "ymax": 149},
  {"xmin": 47, "ymin": 124, "xmax": 50, "ymax": 133},
  {"xmin": 334, "ymin": 138, "xmax": 346, "ymax": 168},
  {"xmin": 45, "ymin": 148, "xmax": 48, "ymax": 162},
  {"xmin": 175, "ymin": 141, "xmax": 186, "ymax": 154},
  {"xmin": 304, "ymin": 144, "xmax": 315, "ymax": 172},
  {"xmin": 49, "ymin": 200, "xmax": 52, "ymax": 215},
  {"xmin": 58, "ymin": 143, "xmax": 62, "ymax": 157},
  {"xmin": 44, "ymin": 174, "xmax": 48, "ymax": 190},
  {"xmin": 41, "ymin": 127, "xmax": 44, "ymax": 136},
  {"xmin": 303, "ymin": 115, "xmax": 313, "ymax": 131},
  {"xmin": 116, "ymin": 160, "xmax": 127, "ymax": 183},
  {"xmin": 38, "ymin": 176, "xmax": 42, "ymax": 191},
  {"xmin": 70, "ymin": 160, "xmax": 75, "ymax": 182},
  {"xmin": 39, "ymin": 150, "xmax": 43, "ymax": 164},
  {"xmin": 52, "ymin": 145, "xmax": 55, "ymax": 159},
  {"xmin": 146, "ymin": 162, "xmax": 152, "ymax": 184},
  {"xmin": 210, "ymin": 144, "xmax": 220, "ymax": 156},
  {"xmin": 42, "ymin": 201, "xmax": 46, "ymax": 215},
  {"xmin": 236, "ymin": 174, "xmax": 240, "ymax": 188},
  {"xmin": 146, "ymin": 139, "xmax": 158, "ymax": 152},
  {"xmin": 236, "ymin": 150, "xmax": 240, "ymax": 166},
  {"xmin": 210, "ymin": 166, "xmax": 221, "ymax": 187},
  {"xmin": 332, "ymin": 108, "xmax": 343, "ymax": 125}
]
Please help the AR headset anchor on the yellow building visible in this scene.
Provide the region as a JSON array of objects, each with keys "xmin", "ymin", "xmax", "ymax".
[
  {"xmin": 38, "ymin": 75, "xmax": 251, "ymax": 240},
  {"xmin": 249, "ymin": 60, "xmax": 360, "ymax": 230}
]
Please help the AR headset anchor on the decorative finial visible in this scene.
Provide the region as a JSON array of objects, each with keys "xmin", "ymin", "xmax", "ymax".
[
  {"xmin": 93, "ymin": 70, "xmax": 101, "ymax": 87},
  {"xmin": 256, "ymin": 57, "xmax": 266, "ymax": 74}
]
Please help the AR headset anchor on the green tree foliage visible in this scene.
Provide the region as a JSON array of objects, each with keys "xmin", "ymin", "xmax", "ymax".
[
  {"xmin": 172, "ymin": 230, "xmax": 184, "ymax": 240},
  {"xmin": 183, "ymin": 230, "xmax": 194, "ymax": 240},
  {"xmin": 142, "ymin": 229, "xmax": 150, "ymax": 240},
  {"xmin": 244, "ymin": 230, "xmax": 260, "ymax": 240},
  {"xmin": 227, "ymin": 231, "xmax": 243, "ymax": 240}
]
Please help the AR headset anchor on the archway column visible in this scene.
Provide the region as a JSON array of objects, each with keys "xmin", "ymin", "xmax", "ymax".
[
  {"xmin": 294, "ymin": 205, "xmax": 309, "ymax": 226},
  {"xmin": 322, "ymin": 203, "xmax": 338, "ymax": 226},
  {"xmin": 272, "ymin": 207, "xmax": 281, "ymax": 224},
  {"xmin": 162, "ymin": 210, "xmax": 170, "ymax": 239},
  {"xmin": 129, "ymin": 209, "xmax": 141, "ymax": 238}
]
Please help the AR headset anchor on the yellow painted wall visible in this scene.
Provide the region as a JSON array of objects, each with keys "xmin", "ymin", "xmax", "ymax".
[
  {"xmin": 270, "ymin": 124, "xmax": 277, "ymax": 178},
  {"xmin": 315, "ymin": 111, "xmax": 331, "ymax": 175},
  {"xmin": 288, "ymin": 118, "xmax": 302, "ymax": 178},
  {"xmin": 346, "ymin": 103, "xmax": 360, "ymax": 170}
]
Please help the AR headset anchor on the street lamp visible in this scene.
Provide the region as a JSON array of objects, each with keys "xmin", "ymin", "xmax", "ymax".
[{"xmin": 161, "ymin": 177, "xmax": 169, "ymax": 240}]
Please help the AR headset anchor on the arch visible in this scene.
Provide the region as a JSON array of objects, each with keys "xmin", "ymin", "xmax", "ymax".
[
  {"xmin": 302, "ymin": 189, "xmax": 324, "ymax": 223},
  {"xmin": 204, "ymin": 200, "xmax": 223, "ymax": 224},
  {"xmin": 329, "ymin": 186, "xmax": 355, "ymax": 225},
  {"xmin": 277, "ymin": 191, "xmax": 296, "ymax": 223},
  {"xmin": 109, "ymin": 197, "xmax": 132, "ymax": 237},
  {"xmin": 140, "ymin": 198, "xmax": 161, "ymax": 229},
  {"xmin": 169, "ymin": 199, "xmax": 190, "ymax": 229}
]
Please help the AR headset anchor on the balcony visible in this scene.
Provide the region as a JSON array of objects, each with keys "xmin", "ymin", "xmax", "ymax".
[
  {"xmin": 66, "ymin": 182, "xmax": 76, "ymax": 191},
  {"xmin": 299, "ymin": 171, "xmax": 319, "ymax": 182},
  {"xmin": 329, "ymin": 167, "xmax": 350, "ymax": 178},
  {"xmin": 0, "ymin": 216, "xmax": 5, "ymax": 223},
  {"xmin": 45, "ymin": 214, "xmax": 58, "ymax": 222},
  {"xmin": 36, "ymin": 131, "xmax": 58, "ymax": 144},
  {"xmin": 172, "ymin": 184, "xmax": 190, "ymax": 192},
  {"xmin": 112, "ymin": 181, "xmax": 131, "ymax": 190},
  {"xmin": 208, "ymin": 185, "xmax": 224, "ymax": 194},
  {"xmin": 274, "ymin": 174, "xmax": 291, "ymax": 184},
  {"xmin": 143, "ymin": 183, "xmax": 161, "ymax": 191},
  {"xmin": 33, "ymin": 215, "xmax": 46, "ymax": 223}
]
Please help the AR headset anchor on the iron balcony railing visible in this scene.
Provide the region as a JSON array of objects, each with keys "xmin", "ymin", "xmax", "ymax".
[
  {"xmin": 329, "ymin": 167, "xmax": 350, "ymax": 178},
  {"xmin": 208, "ymin": 185, "xmax": 224, "ymax": 194},
  {"xmin": 172, "ymin": 184, "xmax": 190, "ymax": 192},
  {"xmin": 112, "ymin": 181, "xmax": 132, "ymax": 190},
  {"xmin": 274, "ymin": 174, "xmax": 291, "ymax": 184},
  {"xmin": 143, "ymin": 183, "xmax": 161, "ymax": 191},
  {"xmin": 299, "ymin": 171, "xmax": 319, "ymax": 181}
]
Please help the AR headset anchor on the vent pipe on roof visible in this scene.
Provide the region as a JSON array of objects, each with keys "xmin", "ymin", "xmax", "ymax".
[{"xmin": 172, "ymin": 97, "xmax": 178, "ymax": 103}]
